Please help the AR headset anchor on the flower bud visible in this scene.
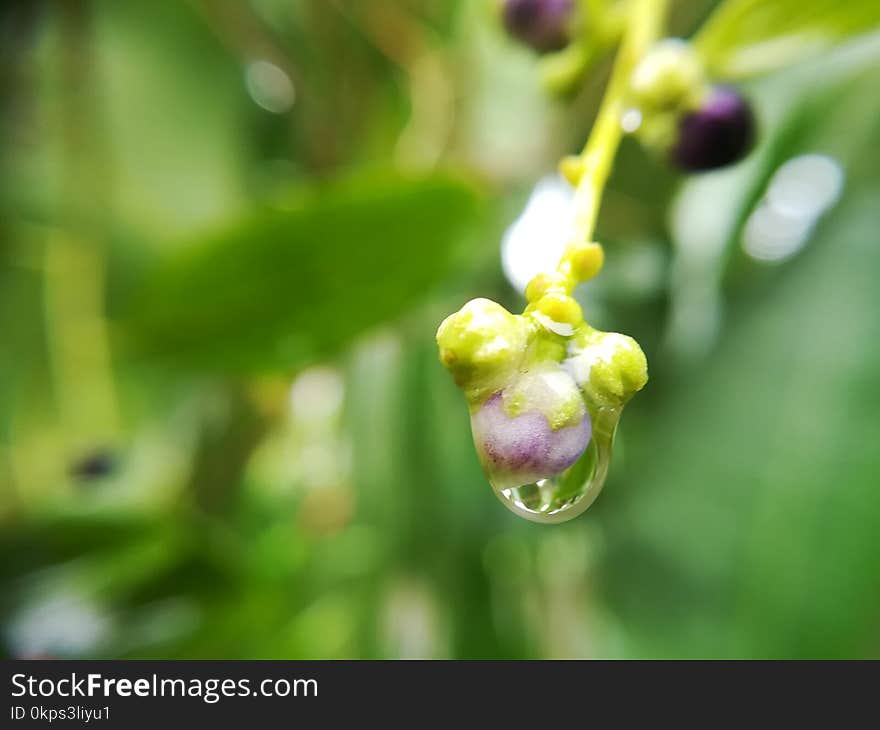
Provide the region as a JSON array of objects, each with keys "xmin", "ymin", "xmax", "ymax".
[
  {"xmin": 436, "ymin": 285, "xmax": 648, "ymax": 521},
  {"xmin": 564, "ymin": 241, "xmax": 604, "ymax": 283},
  {"xmin": 629, "ymin": 39, "xmax": 706, "ymax": 113},
  {"xmin": 502, "ymin": 0, "xmax": 574, "ymax": 54},
  {"xmin": 471, "ymin": 390, "xmax": 591, "ymax": 489},
  {"xmin": 672, "ymin": 86, "xmax": 755, "ymax": 172},
  {"xmin": 535, "ymin": 292, "xmax": 582, "ymax": 327},
  {"xmin": 525, "ymin": 271, "xmax": 567, "ymax": 303}
]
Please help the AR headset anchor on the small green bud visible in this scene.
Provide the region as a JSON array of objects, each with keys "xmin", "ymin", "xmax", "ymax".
[
  {"xmin": 436, "ymin": 298, "xmax": 531, "ymax": 402},
  {"xmin": 563, "ymin": 241, "xmax": 604, "ymax": 283},
  {"xmin": 629, "ymin": 38, "xmax": 707, "ymax": 114},
  {"xmin": 563, "ymin": 330, "xmax": 648, "ymax": 408},
  {"xmin": 525, "ymin": 271, "xmax": 568, "ymax": 303},
  {"xmin": 535, "ymin": 292, "xmax": 583, "ymax": 326}
]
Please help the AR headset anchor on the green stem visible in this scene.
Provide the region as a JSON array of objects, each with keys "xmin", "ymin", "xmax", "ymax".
[
  {"xmin": 46, "ymin": 0, "xmax": 120, "ymax": 454},
  {"xmin": 564, "ymin": 0, "xmax": 667, "ymax": 254}
]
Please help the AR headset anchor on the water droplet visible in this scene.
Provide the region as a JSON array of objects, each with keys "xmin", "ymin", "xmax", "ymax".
[{"xmin": 471, "ymin": 393, "xmax": 621, "ymax": 524}]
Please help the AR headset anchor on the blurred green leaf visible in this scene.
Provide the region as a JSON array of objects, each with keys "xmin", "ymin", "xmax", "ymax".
[
  {"xmin": 695, "ymin": 0, "xmax": 880, "ymax": 78},
  {"xmin": 117, "ymin": 174, "xmax": 482, "ymax": 373},
  {"xmin": 666, "ymin": 32, "xmax": 880, "ymax": 363},
  {"xmin": 96, "ymin": 0, "xmax": 248, "ymax": 235},
  {"xmin": 601, "ymin": 38, "xmax": 880, "ymax": 659},
  {"xmin": 604, "ymin": 187, "xmax": 880, "ymax": 658}
]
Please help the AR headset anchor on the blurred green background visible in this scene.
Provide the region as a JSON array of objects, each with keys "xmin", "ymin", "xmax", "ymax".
[{"xmin": 2, "ymin": 0, "xmax": 879, "ymax": 659}]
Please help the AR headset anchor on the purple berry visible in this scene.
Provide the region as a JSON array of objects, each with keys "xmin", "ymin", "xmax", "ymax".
[
  {"xmin": 672, "ymin": 87, "xmax": 755, "ymax": 172},
  {"xmin": 471, "ymin": 393, "xmax": 591, "ymax": 486},
  {"xmin": 502, "ymin": 0, "xmax": 573, "ymax": 54},
  {"xmin": 70, "ymin": 450, "xmax": 117, "ymax": 481}
]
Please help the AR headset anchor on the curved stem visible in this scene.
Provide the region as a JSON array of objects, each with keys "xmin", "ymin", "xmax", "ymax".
[{"xmin": 563, "ymin": 0, "xmax": 668, "ymax": 255}]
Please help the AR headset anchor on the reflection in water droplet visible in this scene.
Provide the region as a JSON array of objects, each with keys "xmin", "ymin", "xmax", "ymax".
[{"xmin": 472, "ymin": 403, "xmax": 620, "ymax": 524}]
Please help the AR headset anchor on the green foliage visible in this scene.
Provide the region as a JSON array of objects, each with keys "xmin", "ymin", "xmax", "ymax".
[
  {"xmin": 119, "ymin": 174, "xmax": 482, "ymax": 372},
  {"xmin": 2, "ymin": 0, "xmax": 880, "ymax": 660},
  {"xmin": 695, "ymin": 0, "xmax": 880, "ymax": 77},
  {"xmin": 600, "ymin": 31, "xmax": 880, "ymax": 658}
]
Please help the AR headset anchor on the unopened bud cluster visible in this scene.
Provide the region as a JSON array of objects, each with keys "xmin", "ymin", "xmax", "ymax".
[
  {"xmin": 627, "ymin": 39, "xmax": 755, "ymax": 171},
  {"xmin": 437, "ymin": 238, "xmax": 646, "ymax": 493}
]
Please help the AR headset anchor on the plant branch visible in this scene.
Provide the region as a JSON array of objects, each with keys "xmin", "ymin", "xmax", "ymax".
[{"xmin": 564, "ymin": 0, "xmax": 668, "ymax": 256}]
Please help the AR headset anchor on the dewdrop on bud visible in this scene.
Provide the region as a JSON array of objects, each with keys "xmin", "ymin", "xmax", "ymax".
[{"xmin": 436, "ymin": 292, "xmax": 647, "ymax": 523}]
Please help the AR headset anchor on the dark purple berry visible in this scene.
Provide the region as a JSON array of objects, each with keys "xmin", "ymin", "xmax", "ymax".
[
  {"xmin": 672, "ymin": 87, "xmax": 755, "ymax": 172},
  {"xmin": 503, "ymin": 0, "xmax": 573, "ymax": 54},
  {"xmin": 70, "ymin": 450, "xmax": 117, "ymax": 481}
]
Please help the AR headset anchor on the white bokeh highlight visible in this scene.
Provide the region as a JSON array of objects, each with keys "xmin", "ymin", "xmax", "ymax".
[
  {"xmin": 743, "ymin": 154, "xmax": 844, "ymax": 263},
  {"xmin": 245, "ymin": 59, "xmax": 296, "ymax": 114},
  {"xmin": 501, "ymin": 174, "xmax": 574, "ymax": 294}
]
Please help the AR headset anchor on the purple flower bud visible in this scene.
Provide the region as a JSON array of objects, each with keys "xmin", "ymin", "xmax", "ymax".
[
  {"xmin": 672, "ymin": 86, "xmax": 755, "ymax": 172},
  {"xmin": 471, "ymin": 393, "xmax": 591, "ymax": 487},
  {"xmin": 502, "ymin": 0, "xmax": 573, "ymax": 54}
]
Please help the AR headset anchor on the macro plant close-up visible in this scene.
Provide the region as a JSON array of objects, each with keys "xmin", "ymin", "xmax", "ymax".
[{"xmin": 2, "ymin": 0, "xmax": 880, "ymax": 661}]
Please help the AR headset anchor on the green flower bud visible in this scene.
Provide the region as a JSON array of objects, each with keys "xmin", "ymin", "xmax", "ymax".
[{"xmin": 629, "ymin": 38, "xmax": 707, "ymax": 114}]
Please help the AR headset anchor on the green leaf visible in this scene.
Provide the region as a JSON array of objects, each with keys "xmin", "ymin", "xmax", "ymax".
[
  {"xmin": 116, "ymin": 174, "xmax": 482, "ymax": 373},
  {"xmin": 605, "ymin": 188, "xmax": 880, "ymax": 658},
  {"xmin": 95, "ymin": 0, "xmax": 248, "ymax": 236},
  {"xmin": 694, "ymin": 0, "xmax": 880, "ymax": 78},
  {"xmin": 601, "ymin": 45, "xmax": 880, "ymax": 659}
]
